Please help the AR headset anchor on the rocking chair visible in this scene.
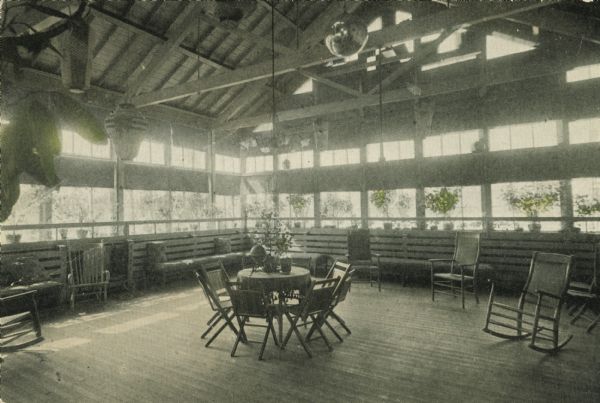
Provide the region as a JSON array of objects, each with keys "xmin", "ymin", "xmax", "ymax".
[{"xmin": 483, "ymin": 252, "xmax": 574, "ymax": 353}]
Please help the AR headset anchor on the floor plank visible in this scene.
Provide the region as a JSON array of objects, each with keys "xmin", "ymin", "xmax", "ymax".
[{"xmin": 1, "ymin": 284, "xmax": 598, "ymax": 402}]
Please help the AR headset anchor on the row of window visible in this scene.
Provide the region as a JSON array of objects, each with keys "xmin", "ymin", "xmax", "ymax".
[{"xmin": 5, "ymin": 178, "xmax": 599, "ymax": 243}]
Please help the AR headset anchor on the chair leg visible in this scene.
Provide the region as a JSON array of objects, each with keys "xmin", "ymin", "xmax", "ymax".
[
  {"xmin": 431, "ymin": 266, "xmax": 435, "ymax": 302},
  {"xmin": 207, "ymin": 312, "xmax": 220, "ymax": 327},
  {"xmin": 312, "ymin": 314, "xmax": 333, "ymax": 352},
  {"xmin": 231, "ymin": 317, "xmax": 246, "ymax": 357},
  {"xmin": 70, "ymin": 290, "xmax": 75, "ymax": 311},
  {"xmin": 30, "ymin": 296, "xmax": 42, "ymax": 338},
  {"xmin": 378, "ymin": 268, "xmax": 381, "ymax": 292},
  {"xmin": 283, "ymin": 312, "xmax": 312, "ymax": 358},
  {"xmin": 269, "ymin": 317, "xmax": 279, "ymax": 347},
  {"xmin": 323, "ymin": 317, "xmax": 343, "ymax": 342},
  {"xmin": 461, "ymin": 279, "xmax": 465, "ymax": 309},
  {"xmin": 258, "ymin": 319, "xmax": 272, "ymax": 360},
  {"xmin": 570, "ymin": 302, "xmax": 589, "ymax": 324},
  {"xmin": 473, "ymin": 278, "xmax": 479, "ymax": 304},
  {"xmin": 587, "ymin": 313, "xmax": 600, "ymax": 333},
  {"xmin": 202, "ymin": 315, "xmax": 222, "ymax": 339}
]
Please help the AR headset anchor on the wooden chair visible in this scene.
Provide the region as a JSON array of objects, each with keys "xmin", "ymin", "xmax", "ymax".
[
  {"xmin": 483, "ymin": 252, "xmax": 574, "ymax": 353},
  {"xmin": 282, "ymin": 277, "xmax": 340, "ymax": 358},
  {"xmin": 228, "ymin": 282, "xmax": 279, "ymax": 360},
  {"xmin": 430, "ymin": 232, "xmax": 481, "ymax": 309},
  {"xmin": 308, "ymin": 265, "xmax": 355, "ymax": 342},
  {"xmin": 0, "ymin": 290, "xmax": 43, "ymax": 351},
  {"xmin": 67, "ymin": 241, "xmax": 110, "ymax": 311},
  {"xmin": 196, "ymin": 261, "xmax": 241, "ymax": 347},
  {"xmin": 567, "ymin": 242, "xmax": 599, "ymax": 333},
  {"xmin": 346, "ymin": 229, "xmax": 381, "ymax": 291}
]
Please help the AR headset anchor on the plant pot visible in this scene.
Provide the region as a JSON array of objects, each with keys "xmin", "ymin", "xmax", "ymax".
[
  {"xmin": 528, "ymin": 223, "xmax": 542, "ymax": 232},
  {"xmin": 443, "ymin": 222, "xmax": 454, "ymax": 231},
  {"xmin": 59, "ymin": 229, "xmax": 68, "ymax": 240},
  {"xmin": 514, "ymin": 226, "xmax": 524, "ymax": 232},
  {"xmin": 279, "ymin": 257, "xmax": 292, "ymax": 274},
  {"xmin": 77, "ymin": 229, "xmax": 88, "ymax": 239},
  {"xmin": 383, "ymin": 222, "xmax": 393, "ymax": 230},
  {"xmin": 294, "ymin": 222, "xmax": 302, "ymax": 228},
  {"xmin": 430, "ymin": 225, "xmax": 438, "ymax": 231},
  {"xmin": 262, "ymin": 255, "xmax": 277, "ymax": 273},
  {"xmin": 6, "ymin": 234, "xmax": 22, "ymax": 244}
]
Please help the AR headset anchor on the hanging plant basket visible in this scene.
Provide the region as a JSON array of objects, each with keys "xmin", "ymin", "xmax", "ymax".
[{"xmin": 104, "ymin": 103, "xmax": 147, "ymax": 161}]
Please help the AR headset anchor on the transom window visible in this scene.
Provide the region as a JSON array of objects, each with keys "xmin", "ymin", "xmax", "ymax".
[
  {"xmin": 486, "ymin": 32, "xmax": 535, "ymax": 60},
  {"xmin": 489, "ymin": 121, "xmax": 558, "ymax": 151},
  {"xmin": 171, "ymin": 145, "xmax": 206, "ymax": 170},
  {"xmin": 215, "ymin": 154, "xmax": 241, "ymax": 173},
  {"xmin": 423, "ymin": 130, "xmax": 480, "ymax": 157},
  {"xmin": 245, "ymin": 155, "xmax": 273, "ymax": 173},
  {"xmin": 278, "ymin": 150, "xmax": 314, "ymax": 170},
  {"xmin": 366, "ymin": 140, "xmax": 415, "ymax": 162},
  {"xmin": 569, "ymin": 117, "xmax": 600, "ymax": 144},
  {"xmin": 320, "ymin": 148, "xmax": 360, "ymax": 167},
  {"xmin": 566, "ymin": 63, "xmax": 600, "ymax": 83},
  {"xmin": 133, "ymin": 139, "xmax": 165, "ymax": 165},
  {"xmin": 61, "ymin": 130, "xmax": 111, "ymax": 159}
]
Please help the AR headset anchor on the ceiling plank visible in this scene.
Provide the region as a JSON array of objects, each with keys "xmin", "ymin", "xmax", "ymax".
[
  {"xmin": 132, "ymin": 1, "xmax": 559, "ymax": 108},
  {"xmin": 215, "ymin": 52, "xmax": 600, "ymax": 131},
  {"xmin": 89, "ymin": 5, "xmax": 228, "ymax": 71},
  {"xmin": 505, "ymin": 8, "xmax": 600, "ymax": 46},
  {"xmin": 124, "ymin": 2, "xmax": 204, "ymax": 98},
  {"xmin": 256, "ymin": 0, "xmax": 298, "ymax": 31}
]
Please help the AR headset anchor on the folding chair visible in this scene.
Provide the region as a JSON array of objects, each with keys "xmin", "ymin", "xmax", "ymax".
[
  {"xmin": 228, "ymin": 282, "xmax": 279, "ymax": 360},
  {"xmin": 431, "ymin": 232, "xmax": 481, "ymax": 309},
  {"xmin": 281, "ymin": 277, "xmax": 340, "ymax": 358},
  {"xmin": 567, "ymin": 242, "xmax": 599, "ymax": 333},
  {"xmin": 483, "ymin": 252, "xmax": 574, "ymax": 353},
  {"xmin": 196, "ymin": 261, "xmax": 241, "ymax": 347}
]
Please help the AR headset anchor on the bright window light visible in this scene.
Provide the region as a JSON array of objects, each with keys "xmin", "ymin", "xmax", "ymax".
[
  {"xmin": 368, "ymin": 17, "xmax": 382, "ymax": 33},
  {"xmin": 569, "ymin": 117, "xmax": 600, "ymax": 144},
  {"xmin": 253, "ymin": 122, "xmax": 273, "ymax": 132},
  {"xmin": 294, "ymin": 78, "xmax": 313, "ymax": 95},
  {"xmin": 395, "ymin": 10, "xmax": 412, "ymax": 25},
  {"xmin": 486, "ymin": 32, "xmax": 535, "ymax": 60},
  {"xmin": 423, "ymin": 130, "xmax": 480, "ymax": 157},
  {"xmin": 422, "ymin": 32, "xmax": 441, "ymax": 43},
  {"xmin": 421, "ymin": 52, "xmax": 480, "ymax": 71},
  {"xmin": 566, "ymin": 63, "xmax": 600, "ymax": 83},
  {"xmin": 489, "ymin": 121, "xmax": 558, "ymax": 151},
  {"xmin": 437, "ymin": 29, "xmax": 466, "ymax": 54}
]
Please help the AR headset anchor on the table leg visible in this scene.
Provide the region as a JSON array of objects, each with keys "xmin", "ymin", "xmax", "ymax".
[{"xmin": 278, "ymin": 297, "xmax": 284, "ymax": 348}]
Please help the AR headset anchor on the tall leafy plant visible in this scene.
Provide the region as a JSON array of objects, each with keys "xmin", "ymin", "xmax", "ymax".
[
  {"xmin": 370, "ymin": 189, "xmax": 393, "ymax": 218},
  {"xmin": 425, "ymin": 187, "xmax": 460, "ymax": 217},
  {"xmin": 503, "ymin": 185, "xmax": 559, "ymax": 220}
]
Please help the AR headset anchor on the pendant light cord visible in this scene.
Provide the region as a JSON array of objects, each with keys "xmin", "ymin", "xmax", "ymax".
[
  {"xmin": 271, "ymin": 0, "xmax": 276, "ymax": 145},
  {"xmin": 378, "ymin": 47, "xmax": 384, "ymax": 161}
]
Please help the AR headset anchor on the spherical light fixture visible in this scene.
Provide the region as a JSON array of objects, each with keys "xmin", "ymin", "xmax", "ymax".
[
  {"xmin": 104, "ymin": 103, "xmax": 147, "ymax": 161},
  {"xmin": 325, "ymin": 14, "xmax": 369, "ymax": 58}
]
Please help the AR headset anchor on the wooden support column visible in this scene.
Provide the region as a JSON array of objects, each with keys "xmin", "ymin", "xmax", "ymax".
[
  {"xmin": 208, "ymin": 129, "xmax": 216, "ymax": 230},
  {"xmin": 312, "ymin": 83, "xmax": 322, "ymax": 228},
  {"xmin": 240, "ymin": 147, "xmax": 248, "ymax": 231},
  {"xmin": 39, "ymin": 196, "xmax": 53, "ymax": 241},
  {"xmin": 114, "ymin": 157, "xmax": 126, "ymax": 235},
  {"xmin": 165, "ymin": 138, "xmax": 173, "ymax": 233},
  {"xmin": 360, "ymin": 131, "xmax": 369, "ymax": 229},
  {"xmin": 413, "ymin": 98, "xmax": 434, "ymax": 230},
  {"xmin": 557, "ymin": 119, "xmax": 574, "ymax": 230}
]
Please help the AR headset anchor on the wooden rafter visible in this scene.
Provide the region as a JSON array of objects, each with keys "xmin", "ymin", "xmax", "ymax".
[
  {"xmin": 124, "ymin": 2, "xmax": 204, "ymax": 98},
  {"xmin": 256, "ymin": 0, "xmax": 298, "ymax": 31},
  {"xmin": 215, "ymin": 51, "xmax": 600, "ymax": 131},
  {"xmin": 132, "ymin": 1, "xmax": 559, "ymax": 108}
]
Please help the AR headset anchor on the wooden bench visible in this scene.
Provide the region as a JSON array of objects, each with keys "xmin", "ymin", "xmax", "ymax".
[
  {"xmin": 128, "ymin": 230, "xmax": 251, "ymax": 287},
  {"xmin": 1, "ymin": 242, "xmax": 67, "ymax": 305}
]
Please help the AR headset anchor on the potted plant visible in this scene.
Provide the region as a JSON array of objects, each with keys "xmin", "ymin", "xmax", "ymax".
[
  {"xmin": 370, "ymin": 189, "xmax": 393, "ymax": 229},
  {"xmin": 245, "ymin": 200, "xmax": 268, "ymax": 227},
  {"xmin": 287, "ymin": 194, "xmax": 310, "ymax": 228},
  {"xmin": 254, "ymin": 210, "xmax": 294, "ymax": 273},
  {"xmin": 503, "ymin": 185, "xmax": 560, "ymax": 232},
  {"xmin": 321, "ymin": 194, "xmax": 353, "ymax": 229},
  {"xmin": 425, "ymin": 187, "xmax": 460, "ymax": 230},
  {"xmin": 575, "ymin": 195, "xmax": 600, "ymax": 232}
]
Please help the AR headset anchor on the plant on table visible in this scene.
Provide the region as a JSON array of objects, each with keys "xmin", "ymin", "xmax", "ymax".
[{"xmin": 254, "ymin": 210, "xmax": 294, "ymax": 272}]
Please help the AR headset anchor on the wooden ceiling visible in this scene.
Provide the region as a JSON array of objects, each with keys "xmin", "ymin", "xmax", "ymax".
[{"xmin": 3, "ymin": 0, "xmax": 600, "ymax": 134}]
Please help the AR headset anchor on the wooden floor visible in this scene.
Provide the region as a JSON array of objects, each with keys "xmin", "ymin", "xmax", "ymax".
[{"xmin": 1, "ymin": 282, "xmax": 598, "ymax": 403}]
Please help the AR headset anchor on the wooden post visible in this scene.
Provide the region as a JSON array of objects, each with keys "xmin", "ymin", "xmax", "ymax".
[
  {"xmin": 208, "ymin": 129, "xmax": 216, "ymax": 230},
  {"xmin": 114, "ymin": 157, "xmax": 126, "ymax": 235},
  {"xmin": 557, "ymin": 119, "xmax": 574, "ymax": 230}
]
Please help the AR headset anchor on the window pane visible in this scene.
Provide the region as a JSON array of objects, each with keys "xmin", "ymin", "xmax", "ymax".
[
  {"xmin": 347, "ymin": 148, "xmax": 360, "ymax": 163},
  {"xmin": 423, "ymin": 135, "xmax": 442, "ymax": 157},
  {"xmin": 134, "ymin": 140, "xmax": 152, "ymax": 163},
  {"xmin": 442, "ymin": 132, "xmax": 461, "ymax": 156},
  {"xmin": 489, "ymin": 126, "xmax": 510, "ymax": 151},
  {"xmin": 460, "ymin": 131, "xmax": 480, "ymax": 154},
  {"xmin": 367, "ymin": 143, "xmax": 380, "ymax": 162},
  {"xmin": 321, "ymin": 150, "xmax": 333, "ymax": 167},
  {"xmin": 383, "ymin": 141, "xmax": 400, "ymax": 161},
  {"xmin": 532, "ymin": 121, "xmax": 557, "ymax": 147},
  {"xmin": 334, "ymin": 149, "xmax": 347, "ymax": 165},
  {"xmin": 151, "ymin": 142, "xmax": 165, "ymax": 165},
  {"xmin": 400, "ymin": 140, "xmax": 415, "ymax": 159},
  {"xmin": 73, "ymin": 132, "xmax": 92, "ymax": 157},
  {"xmin": 302, "ymin": 150, "xmax": 314, "ymax": 168},
  {"xmin": 510, "ymin": 124, "xmax": 533, "ymax": 149}
]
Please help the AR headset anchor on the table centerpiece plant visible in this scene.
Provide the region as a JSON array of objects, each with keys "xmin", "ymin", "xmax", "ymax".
[{"xmin": 253, "ymin": 210, "xmax": 294, "ymax": 273}]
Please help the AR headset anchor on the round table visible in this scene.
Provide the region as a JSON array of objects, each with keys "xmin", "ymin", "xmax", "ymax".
[
  {"xmin": 237, "ymin": 266, "xmax": 311, "ymax": 293},
  {"xmin": 237, "ymin": 266, "xmax": 311, "ymax": 347}
]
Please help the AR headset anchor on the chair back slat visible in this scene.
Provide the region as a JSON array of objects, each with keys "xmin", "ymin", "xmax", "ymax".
[
  {"xmin": 347, "ymin": 229, "xmax": 371, "ymax": 261},
  {"xmin": 453, "ymin": 232, "xmax": 480, "ymax": 266},
  {"xmin": 526, "ymin": 252, "xmax": 573, "ymax": 297},
  {"xmin": 326, "ymin": 260, "xmax": 351, "ymax": 280},
  {"xmin": 198, "ymin": 260, "xmax": 230, "ymax": 312},
  {"xmin": 334, "ymin": 269, "xmax": 355, "ymax": 305},
  {"xmin": 68, "ymin": 242, "xmax": 105, "ymax": 284},
  {"xmin": 301, "ymin": 278, "xmax": 339, "ymax": 317},
  {"xmin": 229, "ymin": 289, "xmax": 268, "ymax": 317}
]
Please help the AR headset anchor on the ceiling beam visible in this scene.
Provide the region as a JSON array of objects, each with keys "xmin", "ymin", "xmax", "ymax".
[
  {"xmin": 505, "ymin": 8, "xmax": 600, "ymax": 46},
  {"xmin": 89, "ymin": 5, "xmax": 229, "ymax": 71},
  {"xmin": 299, "ymin": 69, "xmax": 362, "ymax": 97},
  {"xmin": 131, "ymin": 1, "xmax": 559, "ymax": 108},
  {"xmin": 124, "ymin": 2, "xmax": 203, "ymax": 98},
  {"xmin": 215, "ymin": 51, "xmax": 600, "ymax": 131},
  {"xmin": 256, "ymin": 0, "xmax": 298, "ymax": 31}
]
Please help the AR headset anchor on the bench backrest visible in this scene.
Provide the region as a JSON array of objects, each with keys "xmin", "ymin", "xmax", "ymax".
[{"xmin": 1, "ymin": 242, "xmax": 68, "ymax": 284}]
